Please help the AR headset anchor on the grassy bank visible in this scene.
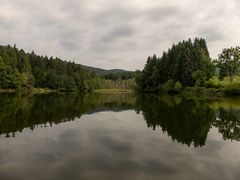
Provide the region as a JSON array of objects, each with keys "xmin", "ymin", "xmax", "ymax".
[
  {"xmin": 0, "ymin": 88, "xmax": 58, "ymax": 94},
  {"xmin": 31, "ymin": 88, "xmax": 58, "ymax": 94},
  {"xmin": 0, "ymin": 88, "xmax": 133, "ymax": 94},
  {"xmin": 94, "ymin": 89, "xmax": 133, "ymax": 93},
  {"xmin": 0, "ymin": 89, "xmax": 16, "ymax": 93},
  {"xmin": 181, "ymin": 87, "xmax": 225, "ymax": 97},
  {"xmin": 147, "ymin": 76, "xmax": 240, "ymax": 97},
  {"xmin": 182, "ymin": 76, "xmax": 240, "ymax": 96}
]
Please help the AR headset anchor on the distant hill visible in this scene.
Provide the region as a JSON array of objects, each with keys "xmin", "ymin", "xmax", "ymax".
[{"xmin": 82, "ymin": 65, "xmax": 132, "ymax": 76}]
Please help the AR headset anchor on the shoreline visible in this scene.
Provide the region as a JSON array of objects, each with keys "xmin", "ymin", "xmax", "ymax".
[
  {"xmin": 1, "ymin": 87, "xmax": 240, "ymax": 97},
  {"xmin": 181, "ymin": 87, "xmax": 240, "ymax": 97},
  {"xmin": 0, "ymin": 88, "xmax": 57, "ymax": 94},
  {"xmin": 140, "ymin": 87, "xmax": 240, "ymax": 97},
  {"xmin": 94, "ymin": 89, "xmax": 133, "ymax": 93},
  {"xmin": 0, "ymin": 89, "xmax": 16, "ymax": 93}
]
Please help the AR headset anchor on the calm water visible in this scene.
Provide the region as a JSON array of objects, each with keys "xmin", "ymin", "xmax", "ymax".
[{"xmin": 0, "ymin": 93, "xmax": 240, "ymax": 179}]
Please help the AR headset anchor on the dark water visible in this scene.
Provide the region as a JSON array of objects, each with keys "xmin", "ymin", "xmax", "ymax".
[{"xmin": 0, "ymin": 93, "xmax": 240, "ymax": 180}]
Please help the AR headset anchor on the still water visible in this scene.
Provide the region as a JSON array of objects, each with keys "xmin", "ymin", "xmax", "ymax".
[{"xmin": 0, "ymin": 92, "xmax": 240, "ymax": 179}]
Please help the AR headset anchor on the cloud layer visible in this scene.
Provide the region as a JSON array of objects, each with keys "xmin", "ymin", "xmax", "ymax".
[{"xmin": 0, "ymin": 0, "xmax": 239, "ymax": 70}]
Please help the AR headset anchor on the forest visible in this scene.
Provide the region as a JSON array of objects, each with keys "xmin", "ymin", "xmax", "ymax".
[
  {"xmin": 0, "ymin": 45, "xmax": 135, "ymax": 92},
  {"xmin": 1, "ymin": 38, "xmax": 240, "ymax": 95},
  {"xmin": 136, "ymin": 38, "xmax": 240, "ymax": 95}
]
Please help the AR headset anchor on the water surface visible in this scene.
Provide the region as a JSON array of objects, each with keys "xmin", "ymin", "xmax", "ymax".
[{"xmin": 0, "ymin": 93, "xmax": 240, "ymax": 179}]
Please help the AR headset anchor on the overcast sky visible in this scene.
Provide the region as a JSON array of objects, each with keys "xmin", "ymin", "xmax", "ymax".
[{"xmin": 0, "ymin": 0, "xmax": 239, "ymax": 70}]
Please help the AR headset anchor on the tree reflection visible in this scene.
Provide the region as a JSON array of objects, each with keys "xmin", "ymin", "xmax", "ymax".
[
  {"xmin": 135, "ymin": 95, "xmax": 215, "ymax": 147},
  {"xmin": 213, "ymin": 106, "xmax": 240, "ymax": 141},
  {"xmin": 0, "ymin": 93, "xmax": 135, "ymax": 137},
  {"xmin": 1, "ymin": 92, "xmax": 240, "ymax": 145}
]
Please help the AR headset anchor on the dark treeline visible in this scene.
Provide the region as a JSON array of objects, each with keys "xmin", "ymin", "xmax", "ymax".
[
  {"xmin": 1, "ymin": 39, "xmax": 239, "ymax": 92},
  {"xmin": 103, "ymin": 72, "xmax": 135, "ymax": 80},
  {"xmin": 136, "ymin": 38, "xmax": 215, "ymax": 92},
  {"xmin": 0, "ymin": 44, "xmax": 136, "ymax": 91},
  {"xmin": 0, "ymin": 45, "xmax": 103, "ymax": 91},
  {"xmin": 83, "ymin": 65, "xmax": 135, "ymax": 80}
]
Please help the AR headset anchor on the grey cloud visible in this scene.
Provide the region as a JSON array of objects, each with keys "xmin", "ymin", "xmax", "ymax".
[
  {"xmin": 101, "ymin": 26, "xmax": 135, "ymax": 42},
  {"xmin": 0, "ymin": 0, "xmax": 239, "ymax": 70},
  {"xmin": 198, "ymin": 27, "xmax": 225, "ymax": 43},
  {"xmin": 90, "ymin": 25, "xmax": 136, "ymax": 53},
  {"xmin": 144, "ymin": 6, "xmax": 181, "ymax": 22}
]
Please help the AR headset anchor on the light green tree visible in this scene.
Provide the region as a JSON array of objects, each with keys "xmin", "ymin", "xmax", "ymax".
[{"xmin": 218, "ymin": 47, "xmax": 240, "ymax": 83}]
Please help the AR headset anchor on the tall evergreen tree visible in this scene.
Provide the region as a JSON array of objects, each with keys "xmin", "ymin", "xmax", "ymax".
[{"xmin": 136, "ymin": 38, "xmax": 214, "ymax": 92}]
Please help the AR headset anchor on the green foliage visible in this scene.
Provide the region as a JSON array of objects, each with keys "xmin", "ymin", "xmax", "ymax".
[
  {"xmin": 199, "ymin": 49, "xmax": 215, "ymax": 80},
  {"xmin": 174, "ymin": 81, "xmax": 182, "ymax": 91},
  {"xmin": 83, "ymin": 79, "xmax": 96, "ymax": 92},
  {"xmin": 136, "ymin": 38, "xmax": 214, "ymax": 92},
  {"xmin": 216, "ymin": 47, "xmax": 240, "ymax": 83},
  {"xmin": 224, "ymin": 83, "xmax": 240, "ymax": 95},
  {"xmin": 0, "ymin": 45, "xmax": 99, "ymax": 91},
  {"xmin": 103, "ymin": 72, "xmax": 135, "ymax": 80},
  {"xmin": 162, "ymin": 79, "xmax": 174, "ymax": 91},
  {"xmin": 98, "ymin": 79, "xmax": 136, "ymax": 90},
  {"xmin": 0, "ymin": 56, "xmax": 21, "ymax": 89},
  {"xmin": 192, "ymin": 70, "xmax": 207, "ymax": 87},
  {"xmin": 205, "ymin": 77, "xmax": 222, "ymax": 88},
  {"xmin": 206, "ymin": 76, "xmax": 240, "ymax": 89},
  {"xmin": 0, "ymin": 44, "xmax": 136, "ymax": 92},
  {"xmin": 83, "ymin": 65, "xmax": 132, "ymax": 77}
]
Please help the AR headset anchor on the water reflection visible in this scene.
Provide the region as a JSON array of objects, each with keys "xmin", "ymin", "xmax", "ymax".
[
  {"xmin": 0, "ymin": 93, "xmax": 135, "ymax": 137},
  {"xmin": 136, "ymin": 95, "xmax": 240, "ymax": 146},
  {"xmin": 214, "ymin": 106, "xmax": 240, "ymax": 141},
  {"xmin": 1, "ymin": 93, "xmax": 240, "ymax": 179},
  {"xmin": 135, "ymin": 95, "xmax": 215, "ymax": 147},
  {"xmin": 1, "ymin": 93, "xmax": 240, "ymax": 146}
]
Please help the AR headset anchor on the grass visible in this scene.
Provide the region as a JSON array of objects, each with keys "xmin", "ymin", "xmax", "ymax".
[
  {"xmin": 180, "ymin": 76, "xmax": 240, "ymax": 97},
  {"xmin": 205, "ymin": 76, "xmax": 240, "ymax": 95},
  {"xmin": 0, "ymin": 88, "xmax": 58, "ymax": 94},
  {"xmin": 31, "ymin": 88, "xmax": 58, "ymax": 94},
  {"xmin": 0, "ymin": 89, "xmax": 16, "ymax": 93},
  {"xmin": 94, "ymin": 89, "xmax": 133, "ymax": 93},
  {"xmin": 206, "ymin": 76, "xmax": 240, "ymax": 88}
]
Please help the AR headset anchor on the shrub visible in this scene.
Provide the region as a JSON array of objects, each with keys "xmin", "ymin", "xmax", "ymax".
[
  {"xmin": 224, "ymin": 83, "xmax": 240, "ymax": 95},
  {"xmin": 192, "ymin": 70, "xmax": 207, "ymax": 87},
  {"xmin": 205, "ymin": 81, "xmax": 220, "ymax": 88},
  {"xmin": 174, "ymin": 81, "xmax": 182, "ymax": 92},
  {"xmin": 162, "ymin": 79, "xmax": 174, "ymax": 92}
]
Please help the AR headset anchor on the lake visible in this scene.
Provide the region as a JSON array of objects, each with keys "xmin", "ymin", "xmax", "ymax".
[{"xmin": 0, "ymin": 92, "xmax": 240, "ymax": 180}]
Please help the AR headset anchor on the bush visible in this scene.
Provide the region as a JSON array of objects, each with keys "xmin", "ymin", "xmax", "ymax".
[
  {"xmin": 205, "ymin": 78, "xmax": 221, "ymax": 88},
  {"xmin": 192, "ymin": 70, "xmax": 207, "ymax": 87},
  {"xmin": 224, "ymin": 83, "xmax": 240, "ymax": 95},
  {"xmin": 174, "ymin": 81, "xmax": 182, "ymax": 92},
  {"xmin": 162, "ymin": 79, "xmax": 174, "ymax": 92}
]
